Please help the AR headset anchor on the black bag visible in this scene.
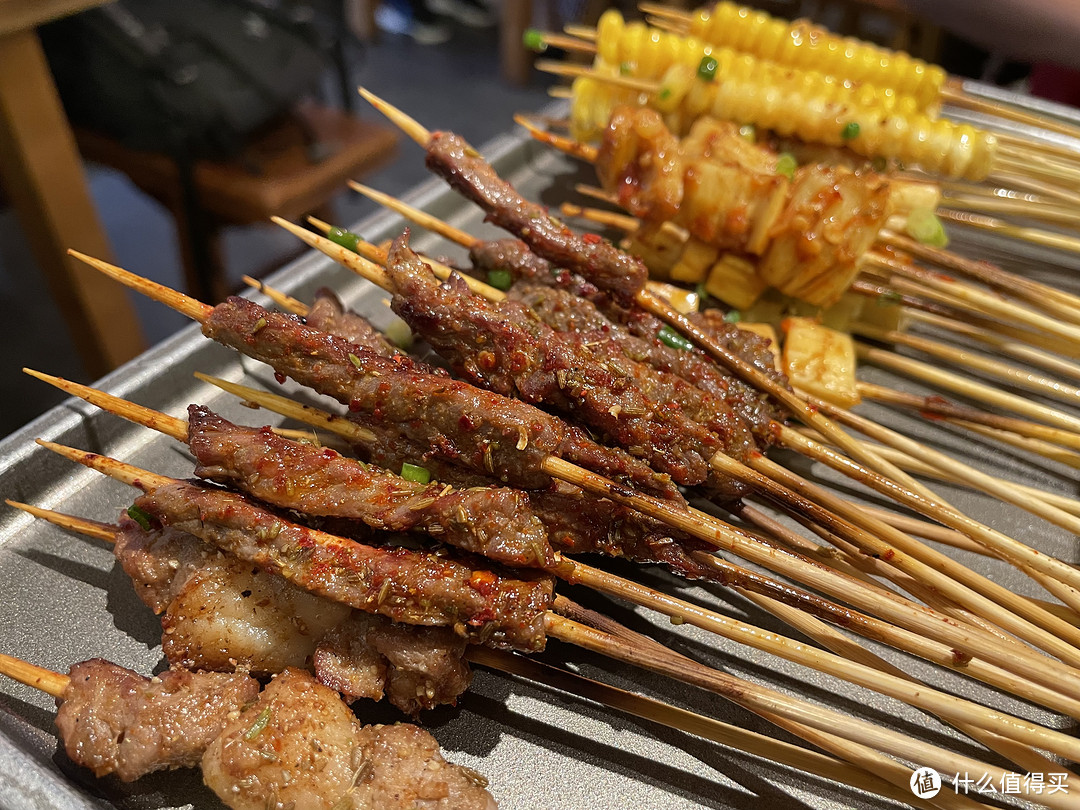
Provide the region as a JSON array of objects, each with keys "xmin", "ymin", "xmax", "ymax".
[{"xmin": 43, "ymin": 0, "xmax": 333, "ymax": 160}]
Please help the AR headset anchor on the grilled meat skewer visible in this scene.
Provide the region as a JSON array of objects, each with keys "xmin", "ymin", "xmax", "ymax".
[
  {"xmin": 1, "ymin": 655, "xmax": 496, "ymax": 809},
  {"xmin": 11, "ymin": 501, "xmax": 473, "ymax": 713}
]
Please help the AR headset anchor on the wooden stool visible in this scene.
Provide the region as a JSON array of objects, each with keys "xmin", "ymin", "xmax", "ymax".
[{"xmin": 75, "ymin": 100, "xmax": 398, "ymax": 303}]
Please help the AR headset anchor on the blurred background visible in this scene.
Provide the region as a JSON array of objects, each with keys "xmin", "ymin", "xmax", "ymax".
[{"xmin": 0, "ymin": 0, "xmax": 1054, "ymax": 436}]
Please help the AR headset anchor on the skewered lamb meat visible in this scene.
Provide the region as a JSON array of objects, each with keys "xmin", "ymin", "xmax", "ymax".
[
  {"xmin": 201, "ymin": 296, "xmax": 680, "ymax": 500},
  {"xmin": 56, "ymin": 659, "xmax": 258, "ymax": 781},
  {"xmin": 186, "ymin": 405, "xmax": 555, "ymax": 568},
  {"xmin": 202, "ymin": 668, "xmax": 496, "ymax": 810},
  {"xmin": 132, "ymin": 479, "xmax": 554, "ymax": 651},
  {"xmin": 386, "ymin": 234, "xmax": 748, "ymax": 496}
]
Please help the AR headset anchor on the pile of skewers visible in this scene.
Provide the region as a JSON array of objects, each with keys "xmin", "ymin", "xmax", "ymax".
[
  {"xmin": 2, "ymin": 29, "xmax": 1080, "ymax": 809},
  {"xmin": 6, "ymin": 77, "xmax": 1080, "ymax": 810}
]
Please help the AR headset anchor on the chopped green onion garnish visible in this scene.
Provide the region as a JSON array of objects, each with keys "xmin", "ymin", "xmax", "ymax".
[
  {"xmin": 658, "ymin": 325, "xmax": 694, "ymax": 351},
  {"xmin": 127, "ymin": 504, "xmax": 153, "ymax": 531},
  {"xmin": 244, "ymin": 707, "xmax": 272, "ymax": 740},
  {"xmin": 776, "ymin": 152, "xmax": 797, "ymax": 180},
  {"xmin": 841, "ymin": 122, "xmax": 860, "ymax": 140},
  {"xmin": 327, "ymin": 226, "xmax": 361, "ymax": 253},
  {"xmin": 905, "ymin": 208, "xmax": 949, "ymax": 249},
  {"xmin": 384, "ymin": 318, "xmax": 413, "ymax": 349},
  {"xmin": 486, "ymin": 269, "xmax": 513, "ymax": 290},
  {"xmin": 348, "ymin": 353, "xmax": 363, "ymax": 370},
  {"xmin": 695, "ymin": 282, "xmax": 710, "ymax": 302},
  {"xmin": 401, "ymin": 462, "xmax": 431, "ymax": 484},
  {"xmin": 738, "ymin": 124, "xmax": 755, "ymax": 141},
  {"xmin": 877, "ymin": 290, "xmax": 902, "ymax": 306},
  {"xmin": 697, "ymin": 55, "xmax": 718, "ymax": 81},
  {"xmin": 658, "ymin": 87, "xmax": 672, "ymax": 100},
  {"xmin": 723, "ymin": 310, "xmax": 741, "ymax": 323},
  {"xmin": 619, "ymin": 61, "xmax": 632, "ymax": 75},
  {"xmin": 523, "ymin": 29, "xmax": 547, "ymax": 52}
]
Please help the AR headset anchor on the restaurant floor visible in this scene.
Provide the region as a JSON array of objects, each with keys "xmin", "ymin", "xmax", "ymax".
[{"xmin": 0, "ymin": 24, "xmax": 553, "ymax": 437}]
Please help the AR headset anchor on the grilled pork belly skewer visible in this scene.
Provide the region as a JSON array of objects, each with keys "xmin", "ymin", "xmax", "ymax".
[
  {"xmin": 7, "ymin": 501, "xmax": 474, "ymax": 713},
  {"xmin": 274, "ymin": 220, "xmax": 1080, "ymax": 663},
  {"xmin": 67, "ymin": 253, "xmax": 1080, "ymax": 701},
  {"xmin": 33, "ymin": 370, "xmax": 1080, "ymax": 727},
  {"xmin": 0, "ymin": 656, "xmax": 497, "ymax": 809}
]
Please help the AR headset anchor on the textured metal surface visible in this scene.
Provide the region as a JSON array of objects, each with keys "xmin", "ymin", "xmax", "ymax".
[{"xmin": 0, "ymin": 95, "xmax": 1077, "ymax": 810}]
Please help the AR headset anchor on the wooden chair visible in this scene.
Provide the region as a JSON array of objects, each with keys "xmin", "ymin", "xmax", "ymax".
[{"xmin": 75, "ymin": 100, "xmax": 398, "ymax": 303}]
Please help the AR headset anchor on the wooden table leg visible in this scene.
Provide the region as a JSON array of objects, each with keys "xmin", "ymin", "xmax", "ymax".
[
  {"xmin": 500, "ymin": 0, "xmax": 534, "ymax": 86},
  {"xmin": 0, "ymin": 29, "xmax": 145, "ymax": 377}
]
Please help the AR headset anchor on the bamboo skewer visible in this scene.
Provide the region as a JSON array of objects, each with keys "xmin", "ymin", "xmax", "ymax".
[
  {"xmin": 858, "ymin": 381, "xmax": 1080, "ymax": 453},
  {"xmin": 905, "ymin": 310, "xmax": 1080, "ymax": 385},
  {"xmin": 471, "ymin": 648, "xmax": 953, "ymax": 810},
  {"xmin": 36, "ymin": 444, "xmax": 1064, "ymax": 785},
  {"xmin": 853, "ymin": 322, "xmax": 1080, "ymax": 405},
  {"xmin": 880, "ymin": 229, "xmax": 1080, "ymax": 323},
  {"xmin": 741, "ymin": 590, "xmax": 1075, "ymax": 782},
  {"xmin": 857, "ymin": 343, "xmax": 1080, "ymax": 433},
  {"xmin": 940, "ymin": 209, "xmax": 1080, "ymax": 260}
]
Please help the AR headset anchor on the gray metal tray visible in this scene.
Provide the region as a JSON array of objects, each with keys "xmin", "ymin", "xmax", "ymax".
[{"xmin": 0, "ymin": 100, "xmax": 1077, "ymax": 810}]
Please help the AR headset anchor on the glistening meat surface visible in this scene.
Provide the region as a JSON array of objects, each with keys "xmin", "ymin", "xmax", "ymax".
[
  {"xmin": 133, "ymin": 480, "xmax": 553, "ymax": 651},
  {"xmin": 426, "ymin": 131, "xmax": 648, "ymax": 302},
  {"xmin": 56, "ymin": 660, "xmax": 259, "ymax": 781},
  {"xmin": 202, "ymin": 297, "xmax": 680, "ymax": 500},
  {"xmin": 387, "ymin": 236, "xmax": 738, "ymax": 492},
  {"xmin": 187, "ymin": 405, "xmax": 555, "ymax": 568}
]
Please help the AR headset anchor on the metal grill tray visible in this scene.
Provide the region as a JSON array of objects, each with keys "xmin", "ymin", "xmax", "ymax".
[{"xmin": 0, "ymin": 98, "xmax": 1077, "ymax": 810}]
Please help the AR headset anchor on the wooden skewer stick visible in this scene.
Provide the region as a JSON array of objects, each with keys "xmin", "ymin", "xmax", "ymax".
[
  {"xmin": 242, "ymin": 275, "xmax": 309, "ymax": 316},
  {"xmin": 522, "ymin": 29, "xmax": 597, "ymax": 54},
  {"xmin": 940, "ymin": 207, "xmax": 1080, "ymax": 261},
  {"xmin": 821, "ymin": 434, "xmax": 1080, "ymax": 522},
  {"xmin": 36, "ymin": 443, "xmax": 1060, "ymax": 782},
  {"xmin": 905, "ymin": 309, "xmax": 1080, "ymax": 385},
  {"xmin": 0, "ymin": 653, "xmax": 68, "ymax": 699},
  {"xmin": 470, "ymin": 648, "xmax": 949, "ymax": 810},
  {"xmin": 556, "ymin": 603, "xmax": 996, "ymax": 810},
  {"xmin": 984, "ymin": 168, "xmax": 1080, "ymax": 208},
  {"xmin": 859, "ymin": 380, "xmax": 1080, "ymax": 453},
  {"xmin": 853, "ymin": 321, "xmax": 1080, "ymax": 405},
  {"xmin": 784, "ymin": 403, "xmax": 1080, "ymax": 579},
  {"xmin": 941, "ymin": 194, "xmax": 1080, "ymax": 230},
  {"xmin": 71, "ymin": 250, "xmax": 1080, "ymax": 699},
  {"xmin": 857, "ymin": 343, "xmax": 1080, "ymax": 434},
  {"xmin": 739, "ymin": 589, "xmax": 1076, "ymax": 782},
  {"xmin": 880, "ymin": 229, "xmax": 1080, "ymax": 324}
]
